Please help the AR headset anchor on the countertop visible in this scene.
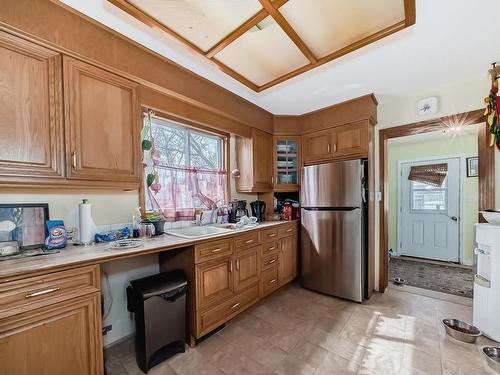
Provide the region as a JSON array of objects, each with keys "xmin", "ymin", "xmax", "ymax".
[{"xmin": 0, "ymin": 221, "xmax": 298, "ymax": 281}]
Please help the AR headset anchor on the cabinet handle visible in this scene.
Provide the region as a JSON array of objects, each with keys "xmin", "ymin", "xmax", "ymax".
[
  {"xmin": 71, "ymin": 151, "xmax": 77, "ymax": 169},
  {"xmin": 211, "ymin": 248, "xmax": 224, "ymax": 253},
  {"xmin": 271, "ymin": 176, "xmax": 274, "ymax": 184},
  {"xmin": 245, "ymin": 239, "xmax": 254, "ymax": 244},
  {"xmin": 268, "ymin": 259, "xmax": 277, "ymax": 265},
  {"xmin": 25, "ymin": 287, "xmax": 60, "ymax": 299},
  {"xmin": 268, "ymin": 233, "xmax": 277, "ymax": 237},
  {"xmin": 229, "ymin": 261, "xmax": 233, "ymax": 272},
  {"xmin": 230, "ymin": 302, "xmax": 240, "ymax": 310},
  {"xmin": 236, "ymin": 259, "xmax": 240, "ymax": 270},
  {"xmin": 267, "ymin": 246, "xmax": 276, "ymax": 251},
  {"xmin": 269, "ymin": 279, "xmax": 277, "ymax": 284},
  {"xmin": 333, "ymin": 144, "xmax": 337, "ymax": 152},
  {"xmin": 286, "ymin": 229, "xmax": 292, "ymax": 233}
]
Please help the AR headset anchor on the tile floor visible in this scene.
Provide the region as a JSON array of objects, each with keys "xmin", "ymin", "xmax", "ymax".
[{"xmin": 105, "ymin": 283, "xmax": 499, "ymax": 375}]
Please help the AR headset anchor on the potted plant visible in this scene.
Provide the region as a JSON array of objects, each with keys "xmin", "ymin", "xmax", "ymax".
[{"xmin": 142, "ymin": 211, "xmax": 165, "ymax": 235}]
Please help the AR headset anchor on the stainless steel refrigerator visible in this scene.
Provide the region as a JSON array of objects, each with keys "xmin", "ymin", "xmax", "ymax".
[{"xmin": 300, "ymin": 159, "xmax": 368, "ymax": 302}]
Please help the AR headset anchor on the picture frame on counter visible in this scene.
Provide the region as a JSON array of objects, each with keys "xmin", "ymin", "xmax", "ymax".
[{"xmin": 0, "ymin": 203, "xmax": 49, "ymax": 249}]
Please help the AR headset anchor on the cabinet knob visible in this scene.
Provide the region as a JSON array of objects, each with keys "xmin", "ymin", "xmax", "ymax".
[{"xmin": 230, "ymin": 302, "xmax": 240, "ymax": 310}]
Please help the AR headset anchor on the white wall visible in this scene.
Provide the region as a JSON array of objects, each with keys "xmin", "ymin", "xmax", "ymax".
[{"xmin": 374, "ymin": 75, "xmax": 498, "ymax": 289}]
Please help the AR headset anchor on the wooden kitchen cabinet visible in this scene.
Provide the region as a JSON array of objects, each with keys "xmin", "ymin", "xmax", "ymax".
[
  {"xmin": 195, "ymin": 256, "xmax": 234, "ymax": 310},
  {"xmin": 63, "ymin": 56, "xmax": 140, "ymax": 184},
  {"xmin": 236, "ymin": 128, "xmax": 273, "ymax": 193},
  {"xmin": 0, "ymin": 292, "xmax": 103, "ymax": 375},
  {"xmin": 302, "ymin": 128, "xmax": 334, "ymax": 165},
  {"xmin": 302, "ymin": 122, "xmax": 369, "ymax": 165},
  {"xmin": 332, "ymin": 121, "xmax": 368, "ymax": 159},
  {"xmin": 234, "ymin": 246, "xmax": 261, "ymax": 293},
  {"xmin": 278, "ymin": 235, "xmax": 297, "ymax": 285},
  {"xmin": 0, "ymin": 31, "xmax": 65, "ymax": 182},
  {"xmin": 273, "ymin": 136, "xmax": 301, "ymax": 191}
]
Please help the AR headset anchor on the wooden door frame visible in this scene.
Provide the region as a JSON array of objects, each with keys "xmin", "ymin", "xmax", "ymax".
[{"xmin": 378, "ymin": 109, "xmax": 494, "ymax": 292}]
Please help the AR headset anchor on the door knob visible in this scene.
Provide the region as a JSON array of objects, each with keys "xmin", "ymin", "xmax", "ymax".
[{"xmin": 450, "ymin": 216, "xmax": 458, "ymax": 221}]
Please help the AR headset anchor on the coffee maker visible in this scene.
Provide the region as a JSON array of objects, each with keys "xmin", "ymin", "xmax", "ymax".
[
  {"xmin": 250, "ymin": 201, "xmax": 266, "ymax": 222},
  {"xmin": 228, "ymin": 200, "xmax": 249, "ymax": 223}
]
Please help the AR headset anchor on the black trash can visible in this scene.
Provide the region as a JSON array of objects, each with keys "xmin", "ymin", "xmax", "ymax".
[{"xmin": 126, "ymin": 270, "xmax": 187, "ymax": 373}]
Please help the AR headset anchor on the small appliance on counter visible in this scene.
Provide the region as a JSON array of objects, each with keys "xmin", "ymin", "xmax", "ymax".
[
  {"xmin": 228, "ymin": 200, "xmax": 249, "ymax": 223},
  {"xmin": 473, "ymin": 223, "xmax": 500, "ymax": 341},
  {"xmin": 250, "ymin": 200, "xmax": 266, "ymax": 222},
  {"xmin": 281, "ymin": 202, "xmax": 293, "ymax": 221}
]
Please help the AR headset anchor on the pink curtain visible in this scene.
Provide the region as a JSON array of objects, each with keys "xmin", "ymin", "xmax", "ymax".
[{"xmin": 146, "ymin": 165, "xmax": 228, "ymax": 222}]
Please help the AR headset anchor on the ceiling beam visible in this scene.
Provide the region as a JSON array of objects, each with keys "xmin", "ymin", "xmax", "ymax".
[
  {"xmin": 205, "ymin": 0, "xmax": 289, "ymax": 59},
  {"xmin": 258, "ymin": 0, "xmax": 317, "ymax": 64}
]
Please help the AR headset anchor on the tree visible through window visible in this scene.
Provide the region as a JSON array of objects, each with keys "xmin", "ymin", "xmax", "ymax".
[{"xmin": 143, "ymin": 115, "xmax": 227, "ymax": 219}]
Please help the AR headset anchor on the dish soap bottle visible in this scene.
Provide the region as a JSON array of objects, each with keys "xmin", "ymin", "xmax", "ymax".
[{"xmin": 132, "ymin": 207, "xmax": 142, "ymax": 238}]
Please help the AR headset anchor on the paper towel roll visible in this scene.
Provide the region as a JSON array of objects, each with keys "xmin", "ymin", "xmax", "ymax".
[{"xmin": 79, "ymin": 199, "xmax": 94, "ymax": 245}]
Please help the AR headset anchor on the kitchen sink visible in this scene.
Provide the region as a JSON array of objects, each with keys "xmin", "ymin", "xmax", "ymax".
[{"xmin": 165, "ymin": 225, "xmax": 233, "ymax": 239}]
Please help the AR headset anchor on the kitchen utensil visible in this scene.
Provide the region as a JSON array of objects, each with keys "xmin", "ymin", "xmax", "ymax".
[
  {"xmin": 481, "ymin": 209, "xmax": 500, "ymax": 225},
  {"xmin": 250, "ymin": 201, "xmax": 266, "ymax": 222},
  {"xmin": 110, "ymin": 239, "xmax": 144, "ymax": 249},
  {"xmin": 231, "ymin": 200, "xmax": 248, "ymax": 223},
  {"xmin": 442, "ymin": 319, "xmax": 481, "ymax": 343},
  {"xmin": 140, "ymin": 223, "xmax": 156, "ymax": 237}
]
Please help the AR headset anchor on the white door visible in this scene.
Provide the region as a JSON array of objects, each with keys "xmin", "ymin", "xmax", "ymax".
[{"xmin": 398, "ymin": 157, "xmax": 461, "ymax": 262}]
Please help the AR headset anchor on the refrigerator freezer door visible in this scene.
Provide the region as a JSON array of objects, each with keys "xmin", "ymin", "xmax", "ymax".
[
  {"xmin": 301, "ymin": 207, "xmax": 363, "ymax": 302},
  {"xmin": 301, "ymin": 160, "xmax": 363, "ymax": 208}
]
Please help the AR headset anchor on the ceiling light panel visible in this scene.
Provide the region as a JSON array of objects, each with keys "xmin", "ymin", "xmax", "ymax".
[
  {"xmin": 279, "ymin": 0, "xmax": 406, "ymax": 58},
  {"xmin": 127, "ymin": 0, "xmax": 263, "ymax": 51},
  {"xmin": 214, "ymin": 16, "xmax": 309, "ymax": 86}
]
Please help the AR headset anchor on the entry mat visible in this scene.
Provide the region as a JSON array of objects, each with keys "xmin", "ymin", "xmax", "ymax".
[{"xmin": 389, "ymin": 257, "xmax": 473, "ymax": 298}]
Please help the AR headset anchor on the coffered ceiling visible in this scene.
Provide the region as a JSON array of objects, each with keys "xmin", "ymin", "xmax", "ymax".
[{"xmin": 108, "ymin": 0, "xmax": 415, "ymax": 91}]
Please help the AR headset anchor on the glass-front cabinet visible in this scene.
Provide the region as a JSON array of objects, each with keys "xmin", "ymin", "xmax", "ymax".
[{"xmin": 273, "ymin": 136, "xmax": 301, "ymax": 191}]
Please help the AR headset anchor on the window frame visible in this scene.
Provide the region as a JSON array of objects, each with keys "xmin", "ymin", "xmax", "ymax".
[
  {"xmin": 139, "ymin": 109, "xmax": 230, "ymax": 216},
  {"xmin": 409, "ymin": 178, "xmax": 448, "ymax": 214}
]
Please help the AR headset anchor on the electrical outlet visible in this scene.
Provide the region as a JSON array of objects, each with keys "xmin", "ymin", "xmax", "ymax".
[{"xmin": 102, "ymin": 325, "xmax": 112, "ymax": 336}]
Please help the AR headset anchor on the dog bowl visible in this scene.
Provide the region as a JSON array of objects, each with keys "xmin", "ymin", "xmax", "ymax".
[
  {"xmin": 481, "ymin": 209, "xmax": 500, "ymax": 225},
  {"xmin": 442, "ymin": 319, "xmax": 481, "ymax": 343},
  {"xmin": 392, "ymin": 277, "xmax": 405, "ymax": 285},
  {"xmin": 483, "ymin": 347, "xmax": 500, "ymax": 372}
]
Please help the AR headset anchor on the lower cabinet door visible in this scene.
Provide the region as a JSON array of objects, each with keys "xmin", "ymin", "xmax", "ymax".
[
  {"xmin": 0, "ymin": 293, "xmax": 103, "ymax": 375},
  {"xmin": 234, "ymin": 246, "xmax": 261, "ymax": 293},
  {"xmin": 278, "ymin": 236, "xmax": 297, "ymax": 285},
  {"xmin": 196, "ymin": 256, "xmax": 234, "ymax": 309}
]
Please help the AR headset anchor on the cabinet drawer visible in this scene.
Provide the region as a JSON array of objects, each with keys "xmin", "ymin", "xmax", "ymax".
[
  {"xmin": 279, "ymin": 224, "xmax": 297, "ymax": 238},
  {"xmin": 261, "ymin": 227, "xmax": 279, "ymax": 243},
  {"xmin": 195, "ymin": 239, "xmax": 232, "ymax": 263},
  {"xmin": 234, "ymin": 232, "xmax": 260, "ymax": 251},
  {"xmin": 261, "ymin": 267, "xmax": 279, "ymax": 296},
  {"xmin": 197, "ymin": 284, "xmax": 259, "ymax": 337},
  {"xmin": 0, "ymin": 265, "xmax": 100, "ymax": 319},
  {"xmin": 262, "ymin": 241, "xmax": 280, "ymax": 255},
  {"xmin": 262, "ymin": 252, "xmax": 279, "ymax": 270}
]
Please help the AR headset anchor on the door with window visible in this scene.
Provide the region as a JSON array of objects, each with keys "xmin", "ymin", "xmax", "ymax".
[{"xmin": 399, "ymin": 157, "xmax": 460, "ymax": 262}]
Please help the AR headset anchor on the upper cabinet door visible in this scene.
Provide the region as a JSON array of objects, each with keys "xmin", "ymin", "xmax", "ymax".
[
  {"xmin": 235, "ymin": 128, "xmax": 273, "ymax": 193},
  {"xmin": 252, "ymin": 129, "xmax": 273, "ymax": 190},
  {"xmin": 63, "ymin": 57, "xmax": 140, "ymax": 183},
  {"xmin": 332, "ymin": 121, "xmax": 368, "ymax": 160},
  {"xmin": 0, "ymin": 32, "xmax": 64, "ymax": 180},
  {"xmin": 302, "ymin": 129, "xmax": 333, "ymax": 165}
]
